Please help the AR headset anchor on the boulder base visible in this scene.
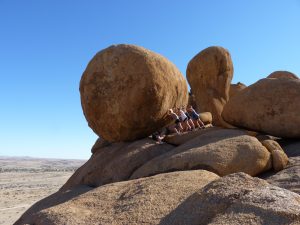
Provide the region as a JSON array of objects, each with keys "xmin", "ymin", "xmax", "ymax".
[
  {"xmin": 61, "ymin": 138, "xmax": 174, "ymax": 191},
  {"xmin": 15, "ymin": 172, "xmax": 300, "ymax": 225},
  {"xmin": 131, "ymin": 129, "xmax": 271, "ymax": 178}
]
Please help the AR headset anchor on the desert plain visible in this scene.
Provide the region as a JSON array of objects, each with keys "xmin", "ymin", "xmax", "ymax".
[{"xmin": 0, "ymin": 156, "xmax": 85, "ymax": 225}]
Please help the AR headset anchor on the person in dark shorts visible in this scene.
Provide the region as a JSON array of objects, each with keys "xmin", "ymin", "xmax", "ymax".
[{"xmin": 187, "ymin": 105, "xmax": 205, "ymax": 129}]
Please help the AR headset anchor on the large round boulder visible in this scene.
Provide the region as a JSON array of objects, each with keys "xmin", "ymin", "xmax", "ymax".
[
  {"xmin": 80, "ymin": 44, "xmax": 188, "ymax": 142},
  {"xmin": 223, "ymin": 78, "xmax": 300, "ymax": 138},
  {"xmin": 267, "ymin": 70, "xmax": 299, "ymax": 79},
  {"xmin": 186, "ymin": 46, "xmax": 234, "ymax": 127}
]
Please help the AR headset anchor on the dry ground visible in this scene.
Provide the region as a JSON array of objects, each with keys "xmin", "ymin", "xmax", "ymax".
[{"xmin": 0, "ymin": 156, "xmax": 85, "ymax": 225}]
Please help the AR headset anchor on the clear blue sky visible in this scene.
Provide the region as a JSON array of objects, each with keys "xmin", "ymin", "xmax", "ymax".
[{"xmin": 0, "ymin": 1, "xmax": 299, "ymax": 159}]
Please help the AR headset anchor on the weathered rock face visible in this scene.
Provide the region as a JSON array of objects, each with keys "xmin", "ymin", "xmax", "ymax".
[
  {"xmin": 223, "ymin": 78, "xmax": 300, "ymax": 138},
  {"xmin": 229, "ymin": 82, "xmax": 247, "ymax": 97},
  {"xmin": 186, "ymin": 46, "xmax": 234, "ymax": 127},
  {"xmin": 15, "ymin": 170, "xmax": 219, "ymax": 225},
  {"xmin": 61, "ymin": 138, "xmax": 174, "ymax": 191},
  {"xmin": 131, "ymin": 129, "xmax": 271, "ymax": 179},
  {"xmin": 80, "ymin": 44, "xmax": 188, "ymax": 142},
  {"xmin": 267, "ymin": 70, "xmax": 299, "ymax": 79},
  {"xmin": 16, "ymin": 172, "xmax": 300, "ymax": 225}
]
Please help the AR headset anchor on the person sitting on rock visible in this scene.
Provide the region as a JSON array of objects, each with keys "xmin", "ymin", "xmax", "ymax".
[
  {"xmin": 167, "ymin": 108, "xmax": 183, "ymax": 133},
  {"xmin": 182, "ymin": 106, "xmax": 196, "ymax": 130},
  {"xmin": 187, "ymin": 105, "xmax": 205, "ymax": 129},
  {"xmin": 151, "ymin": 131, "xmax": 165, "ymax": 144},
  {"xmin": 177, "ymin": 107, "xmax": 192, "ymax": 132}
]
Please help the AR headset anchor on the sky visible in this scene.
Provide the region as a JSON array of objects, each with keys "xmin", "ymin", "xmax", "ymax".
[{"xmin": 0, "ymin": 1, "xmax": 299, "ymax": 159}]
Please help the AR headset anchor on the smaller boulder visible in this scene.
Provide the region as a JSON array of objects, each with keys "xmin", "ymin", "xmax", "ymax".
[
  {"xmin": 267, "ymin": 70, "xmax": 299, "ymax": 79},
  {"xmin": 261, "ymin": 140, "xmax": 289, "ymax": 172},
  {"xmin": 199, "ymin": 112, "xmax": 212, "ymax": 124},
  {"xmin": 272, "ymin": 150, "xmax": 289, "ymax": 172}
]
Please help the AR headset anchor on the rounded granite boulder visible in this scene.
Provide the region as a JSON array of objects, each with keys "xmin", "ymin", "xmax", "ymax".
[
  {"xmin": 223, "ymin": 78, "xmax": 300, "ymax": 138},
  {"xmin": 80, "ymin": 44, "xmax": 188, "ymax": 142},
  {"xmin": 186, "ymin": 46, "xmax": 234, "ymax": 127}
]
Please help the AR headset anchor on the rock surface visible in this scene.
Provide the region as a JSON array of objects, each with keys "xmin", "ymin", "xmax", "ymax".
[
  {"xmin": 186, "ymin": 46, "xmax": 234, "ymax": 127},
  {"xmin": 61, "ymin": 138, "xmax": 174, "ymax": 191},
  {"xmin": 15, "ymin": 170, "xmax": 219, "ymax": 225},
  {"xmin": 163, "ymin": 127, "xmax": 221, "ymax": 146},
  {"xmin": 261, "ymin": 156, "xmax": 300, "ymax": 195},
  {"xmin": 80, "ymin": 44, "xmax": 188, "ymax": 142},
  {"xmin": 16, "ymin": 172, "xmax": 300, "ymax": 225},
  {"xmin": 267, "ymin": 70, "xmax": 299, "ymax": 79},
  {"xmin": 229, "ymin": 82, "xmax": 247, "ymax": 97},
  {"xmin": 131, "ymin": 129, "xmax": 271, "ymax": 178},
  {"xmin": 223, "ymin": 78, "xmax": 300, "ymax": 138},
  {"xmin": 203, "ymin": 173, "xmax": 300, "ymax": 225}
]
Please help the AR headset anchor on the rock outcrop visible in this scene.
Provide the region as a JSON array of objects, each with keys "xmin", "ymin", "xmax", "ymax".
[
  {"xmin": 267, "ymin": 70, "xmax": 299, "ymax": 79},
  {"xmin": 15, "ymin": 172, "xmax": 300, "ymax": 225},
  {"xmin": 80, "ymin": 44, "xmax": 188, "ymax": 142},
  {"xmin": 186, "ymin": 46, "xmax": 234, "ymax": 127},
  {"xmin": 229, "ymin": 82, "xmax": 247, "ymax": 97},
  {"xmin": 61, "ymin": 138, "xmax": 174, "ymax": 191},
  {"xmin": 16, "ymin": 43, "xmax": 300, "ymax": 225},
  {"xmin": 131, "ymin": 129, "xmax": 271, "ymax": 179},
  {"xmin": 223, "ymin": 78, "xmax": 300, "ymax": 138}
]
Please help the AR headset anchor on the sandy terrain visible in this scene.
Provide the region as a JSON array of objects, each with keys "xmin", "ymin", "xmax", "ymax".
[{"xmin": 0, "ymin": 156, "xmax": 85, "ymax": 225}]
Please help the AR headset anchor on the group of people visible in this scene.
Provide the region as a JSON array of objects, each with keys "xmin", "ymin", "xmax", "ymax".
[
  {"xmin": 151, "ymin": 105, "xmax": 206, "ymax": 144},
  {"xmin": 167, "ymin": 105, "xmax": 205, "ymax": 134}
]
